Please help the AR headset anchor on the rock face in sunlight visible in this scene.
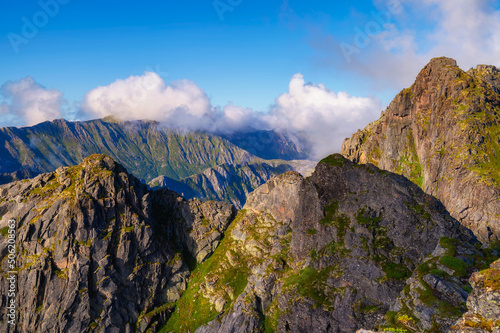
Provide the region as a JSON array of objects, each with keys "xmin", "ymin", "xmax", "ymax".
[
  {"xmin": 342, "ymin": 57, "xmax": 500, "ymax": 242},
  {"xmin": 449, "ymin": 259, "xmax": 500, "ymax": 332}
]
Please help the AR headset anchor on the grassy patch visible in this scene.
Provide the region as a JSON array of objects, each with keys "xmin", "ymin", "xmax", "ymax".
[
  {"xmin": 0, "ymin": 227, "xmax": 9, "ymax": 237},
  {"xmin": 394, "ymin": 131, "xmax": 424, "ymax": 188},
  {"xmin": 381, "ymin": 262, "xmax": 412, "ymax": 280},
  {"xmin": 476, "ymin": 268, "xmax": 500, "ymax": 291},
  {"xmin": 319, "ymin": 154, "xmax": 347, "ymax": 167},
  {"xmin": 439, "ymin": 256, "xmax": 468, "ymax": 277},
  {"xmin": 404, "ymin": 202, "xmax": 431, "ymax": 220},
  {"xmin": 261, "ymin": 300, "xmax": 281, "ymax": 333},
  {"xmin": 284, "ymin": 266, "xmax": 336, "ymax": 309},
  {"xmin": 439, "ymin": 237, "xmax": 458, "ymax": 256},
  {"xmin": 415, "ymin": 279, "xmax": 463, "ymax": 317},
  {"xmin": 306, "ymin": 228, "xmax": 317, "ymax": 235}
]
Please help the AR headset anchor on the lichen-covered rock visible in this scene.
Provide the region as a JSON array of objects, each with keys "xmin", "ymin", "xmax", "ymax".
[
  {"xmin": 164, "ymin": 154, "xmax": 481, "ymax": 333},
  {"xmin": 341, "ymin": 57, "xmax": 500, "ymax": 242},
  {"xmin": 0, "ymin": 154, "xmax": 234, "ymax": 333},
  {"xmin": 450, "ymin": 259, "xmax": 500, "ymax": 333}
]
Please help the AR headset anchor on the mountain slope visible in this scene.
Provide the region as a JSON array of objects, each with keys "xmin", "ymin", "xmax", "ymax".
[
  {"xmin": 149, "ymin": 160, "xmax": 316, "ymax": 209},
  {"xmin": 342, "ymin": 57, "xmax": 500, "ymax": 242},
  {"xmin": 0, "ymin": 117, "xmax": 311, "ymax": 185},
  {"xmin": 1, "ymin": 154, "xmax": 497, "ymax": 332},
  {"xmin": 160, "ymin": 154, "xmax": 494, "ymax": 333},
  {"xmin": 0, "ymin": 118, "xmax": 255, "ymax": 184},
  {"xmin": 0, "ymin": 155, "xmax": 234, "ymax": 332},
  {"xmin": 220, "ymin": 130, "xmax": 310, "ymax": 161}
]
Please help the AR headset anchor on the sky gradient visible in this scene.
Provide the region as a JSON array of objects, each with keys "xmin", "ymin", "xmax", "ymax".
[{"xmin": 1, "ymin": 0, "xmax": 500, "ymax": 157}]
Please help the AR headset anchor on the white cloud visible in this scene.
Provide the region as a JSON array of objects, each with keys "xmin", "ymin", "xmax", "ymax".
[
  {"xmin": 82, "ymin": 72, "xmax": 212, "ymax": 128},
  {"xmin": 268, "ymin": 74, "xmax": 383, "ymax": 159},
  {"xmin": 420, "ymin": 0, "xmax": 500, "ymax": 67},
  {"xmin": 0, "ymin": 77, "xmax": 63, "ymax": 126}
]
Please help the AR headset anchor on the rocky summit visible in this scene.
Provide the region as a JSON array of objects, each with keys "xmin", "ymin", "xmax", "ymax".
[{"xmin": 342, "ymin": 57, "xmax": 500, "ymax": 243}]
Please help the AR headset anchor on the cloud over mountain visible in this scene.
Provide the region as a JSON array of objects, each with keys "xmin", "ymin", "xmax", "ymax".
[
  {"xmin": 82, "ymin": 72, "xmax": 212, "ymax": 127},
  {"xmin": 268, "ymin": 74, "xmax": 383, "ymax": 158},
  {"xmin": 0, "ymin": 73, "xmax": 382, "ymax": 159},
  {"xmin": 0, "ymin": 77, "xmax": 63, "ymax": 126},
  {"xmin": 81, "ymin": 72, "xmax": 382, "ymax": 159}
]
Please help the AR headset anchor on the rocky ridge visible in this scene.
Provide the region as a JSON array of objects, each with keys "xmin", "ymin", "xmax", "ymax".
[
  {"xmin": 1, "ymin": 153, "xmax": 498, "ymax": 332},
  {"xmin": 0, "ymin": 155, "xmax": 233, "ymax": 332},
  {"xmin": 449, "ymin": 259, "xmax": 500, "ymax": 332},
  {"xmin": 342, "ymin": 57, "xmax": 500, "ymax": 242}
]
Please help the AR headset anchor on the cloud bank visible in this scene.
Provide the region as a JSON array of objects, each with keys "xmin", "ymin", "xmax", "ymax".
[
  {"xmin": 0, "ymin": 77, "xmax": 63, "ymax": 126},
  {"xmin": 81, "ymin": 72, "xmax": 383, "ymax": 159}
]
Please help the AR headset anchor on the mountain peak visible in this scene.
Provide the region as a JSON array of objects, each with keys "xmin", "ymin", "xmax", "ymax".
[
  {"xmin": 81, "ymin": 154, "xmax": 123, "ymax": 173},
  {"xmin": 342, "ymin": 58, "xmax": 500, "ymax": 242},
  {"xmin": 424, "ymin": 56, "xmax": 458, "ymax": 69},
  {"xmin": 412, "ymin": 57, "xmax": 461, "ymax": 93}
]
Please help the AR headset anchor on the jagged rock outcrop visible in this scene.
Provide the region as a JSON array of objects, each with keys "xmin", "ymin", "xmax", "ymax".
[
  {"xmin": 342, "ymin": 57, "xmax": 500, "ymax": 242},
  {"xmin": 175, "ymin": 199, "xmax": 235, "ymax": 264},
  {"xmin": 150, "ymin": 162, "xmax": 314, "ymax": 209},
  {"xmin": 450, "ymin": 259, "xmax": 500, "ymax": 332},
  {"xmin": 0, "ymin": 154, "xmax": 233, "ymax": 332},
  {"xmin": 162, "ymin": 154, "xmax": 488, "ymax": 333},
  {"xmin": 385, "ymin": 235, "xmax": 497, "ymax": 332}
]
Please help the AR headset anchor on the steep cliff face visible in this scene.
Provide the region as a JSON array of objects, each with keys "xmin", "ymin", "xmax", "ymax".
[
  {"xmin": 342, "ymin": 57, "xmax": 500, "ymax": 242},
  {"xmin": 161, "ymin": 154, "xmax": 489, "ymax": 333},
  {"xmin": 0, "ymin": 155, "xmax": 233, "ymax": 332}
]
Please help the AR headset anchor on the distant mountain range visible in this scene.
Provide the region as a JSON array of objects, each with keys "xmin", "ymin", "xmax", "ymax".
[
  {"xmin": 0, "ymin": 117, "xmax": 314, "ymax": 206},
  {"xmin": 149, "ymin": 159, "xmax": 316, "ymax": 209}
]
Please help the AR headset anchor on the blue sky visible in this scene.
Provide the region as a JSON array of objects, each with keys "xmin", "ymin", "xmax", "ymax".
[
  {"xmin": 1, "ymin": 0, "xmax": 500, "ymax": 156},
  {"xmin": 0, "ymin": 0, "xmax": 382, "ymax": 110}
]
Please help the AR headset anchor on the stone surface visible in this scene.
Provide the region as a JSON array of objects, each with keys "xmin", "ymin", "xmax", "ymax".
[
  {"xmin": 342, "ymin": 57, "xmax": 500, "ymax": 242},
  {"xmin": 149, "ymin": 161, "xmax": 314, "ymax": 209}
]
